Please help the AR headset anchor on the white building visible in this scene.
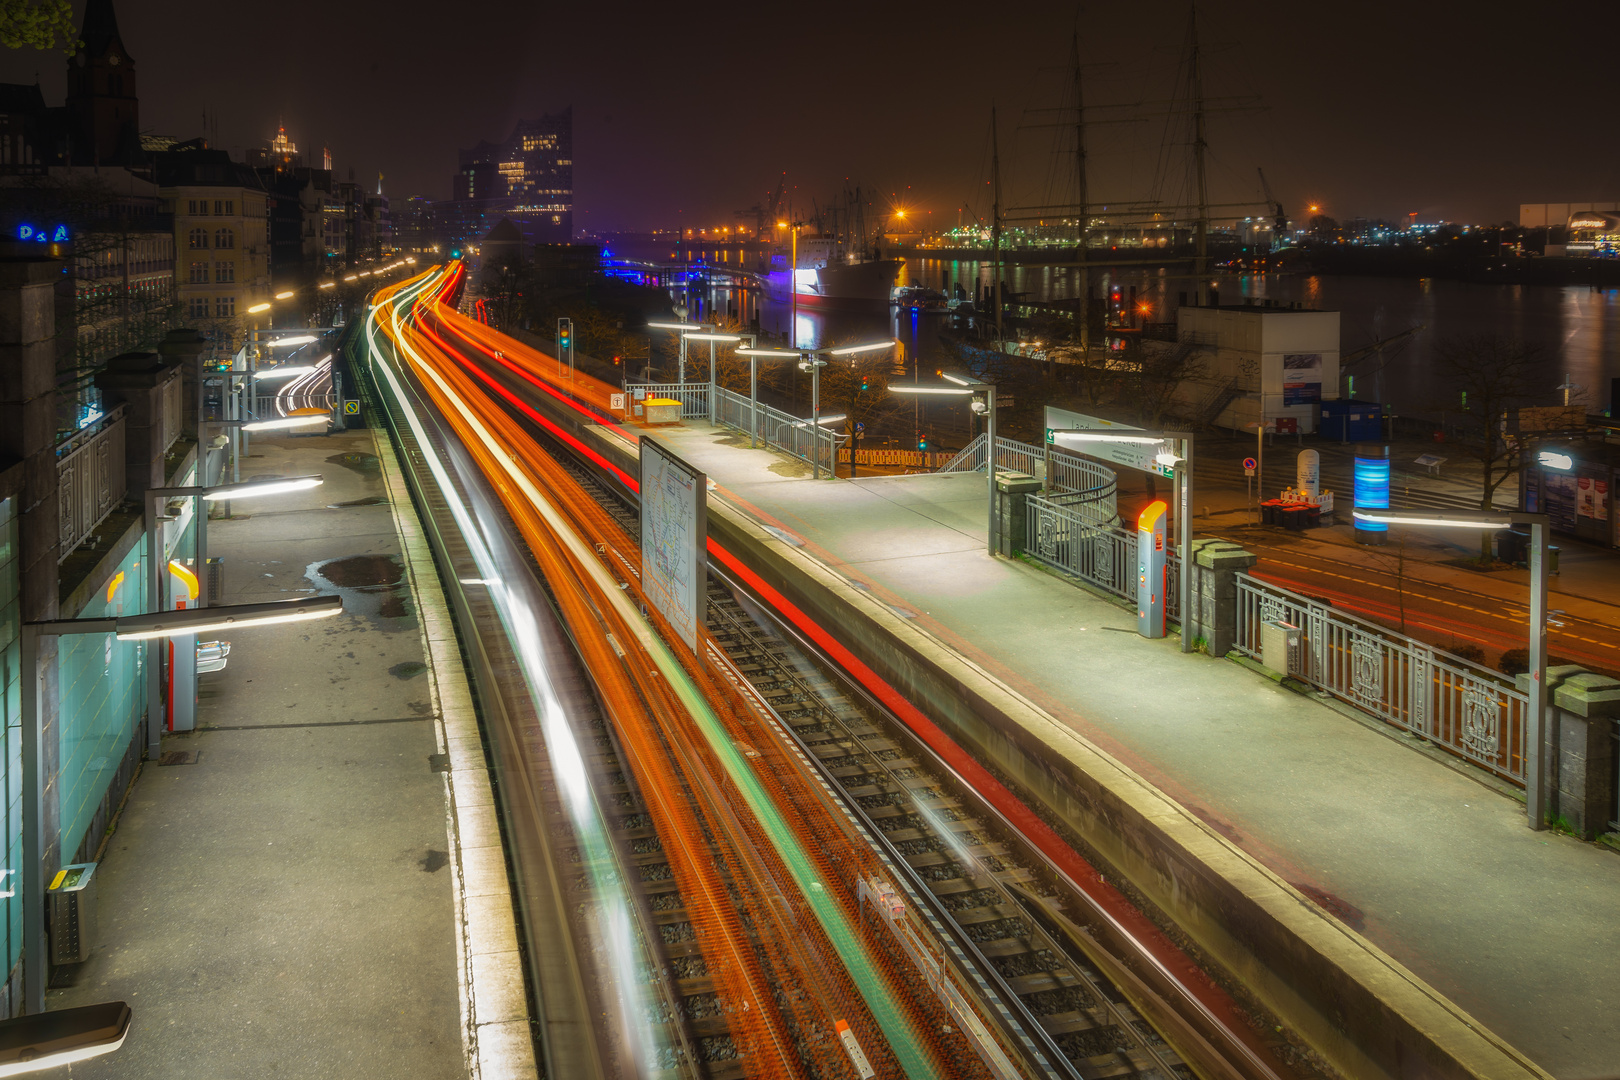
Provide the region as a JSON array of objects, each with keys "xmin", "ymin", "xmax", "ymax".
[{"xmin": 1174, "ymin": 302, "xmax": 1340, "ymax": 434}]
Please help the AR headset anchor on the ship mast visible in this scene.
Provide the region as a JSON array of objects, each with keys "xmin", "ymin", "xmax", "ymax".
[
  {"xmin": 1190, "ymin": 5, "xmax": 1210, "ymax": 306},
  {"xmin": 1072, "ymin": 30, "xmax": 1089, "ymax": 363},
  {"xmin": 992, "ymin": 105, "xmax": 1004, "ymax": 346}
]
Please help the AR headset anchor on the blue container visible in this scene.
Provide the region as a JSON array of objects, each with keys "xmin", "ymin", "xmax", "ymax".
[{"xmin": 1321, "ymin": 401, "xmax": 1384, "ymax": 442}]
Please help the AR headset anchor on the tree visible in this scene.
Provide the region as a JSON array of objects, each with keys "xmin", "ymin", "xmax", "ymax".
[
  {"xmin": 1308, "ymin": 214, "xmax": 1339, "ymax": 238},
  {"xmin": 0, "ymin": 0, "xmax": 74, "ymax": 51},
  {"xmin": 1431, "ymin": 333, "xmax": 1542, "ymax": 559}
]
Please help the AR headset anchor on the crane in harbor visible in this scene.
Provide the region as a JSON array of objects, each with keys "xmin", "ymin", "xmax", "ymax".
[
  {"xmin": 1258, "ymin": 167, "xmax": 1288, "ymax": 232},
  {"xmin": 736, "ymin": 174, "xmax": 787, "ymax": 238}
]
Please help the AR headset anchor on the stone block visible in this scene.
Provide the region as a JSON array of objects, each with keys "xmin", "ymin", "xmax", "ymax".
[
  {"xmin": 0, "ymin": 342, "xmax": 56, "ymax": 401},
  {"xmin": 1554, "ymin": 672, "xmax": 1620, "ymax": 719}
]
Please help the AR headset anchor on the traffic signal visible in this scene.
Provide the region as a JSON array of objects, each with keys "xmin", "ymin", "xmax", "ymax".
[
  {"xmin": 918, "ymin": 438, "xmax": 928, "ymax": 451},
  {"xmin": 612, "ymin": 355, "xmax": 621, "ymax": 365},
  {"xmin": 861, "ymin": 378, "xmax": 869, "ymax": 391}
]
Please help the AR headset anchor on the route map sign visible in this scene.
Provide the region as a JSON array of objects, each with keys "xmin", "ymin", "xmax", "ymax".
[{"xmin": 640, "ymin": 440, "xmax": 707, "ymax": 654}]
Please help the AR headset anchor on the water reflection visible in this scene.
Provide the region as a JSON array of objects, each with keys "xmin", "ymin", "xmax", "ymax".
[{"xmin": 671, "ymin": 258, "xmax": 1620, "ymax": 415}]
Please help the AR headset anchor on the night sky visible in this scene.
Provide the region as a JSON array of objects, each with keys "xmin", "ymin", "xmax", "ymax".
[{"xmin": 2, "ymin": 0, "xmax": 1613, "ymax": 232}]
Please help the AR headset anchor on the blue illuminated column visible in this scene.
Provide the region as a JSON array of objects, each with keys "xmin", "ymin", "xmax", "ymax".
[{"xmin": 1354, "ymin": 444, "xmax": 1390, "ymax": 546}]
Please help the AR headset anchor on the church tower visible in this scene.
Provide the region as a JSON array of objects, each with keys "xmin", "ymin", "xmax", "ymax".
[{"xmin": 64, "ymin": 0, "xmax": 140, "ymax": 166}]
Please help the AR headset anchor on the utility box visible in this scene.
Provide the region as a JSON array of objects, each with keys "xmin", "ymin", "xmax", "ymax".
[
  {"xmin": 1261, "ymin": 620, "xmax": 1301, "ymax": 677},
  {"xmin": 205, "ymin": 556, "xmax": 225, "ymax": 602},
  {"xmin": 48, "ymin": 862, "xmax": 98, "ymax": 965}
]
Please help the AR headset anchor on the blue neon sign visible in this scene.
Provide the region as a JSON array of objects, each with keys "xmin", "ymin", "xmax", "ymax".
[
  {"xmin": 1354, "ymin": 456, "xmax": 1390, "ymax": 531},
  {"xmin": 16, "ymin": 224, "xmax": 68, "ymax": 243}
]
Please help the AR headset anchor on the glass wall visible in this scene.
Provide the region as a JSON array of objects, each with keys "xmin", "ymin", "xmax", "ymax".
[
  {"xmin": 0, "ymin": 498, "xmax": 20, "ymax": 983},
  {"xmin": 57, "ymin": 542, "xmax": 147, "ymax": 864}
]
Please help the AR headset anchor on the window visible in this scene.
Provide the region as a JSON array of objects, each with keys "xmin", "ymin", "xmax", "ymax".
[
  {"xmin": 214, "ymin": 261, "xmax": 234, "ymax": 283},
  {"xmin": 214, "ymin": 295, "xmax": 235, "ymax": 318},
  {"xmin": 189, "ymin": 296, "xmax": 209, "ymax": 318},
  {"xmin": 188, "ymin": 261, "xmax": 209, "ymax": 284},
  {"xmin": 213, "ymin": 199, "xmax": 234, "ymax": 216},
  {"xmin": 214, "ymin": 228, "xmax": 234, "ymax": 249},
  {"xmin": 188, "ymin": 199, "xmax": 207, "ymax": 216},
  {"xmin": 188, "ymin": 228, "xmax": 209, "ymax": 249}
]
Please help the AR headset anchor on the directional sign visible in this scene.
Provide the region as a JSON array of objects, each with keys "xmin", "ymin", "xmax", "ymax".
[
  {"xmin": 1242, "ymin": 456, "xmax": 1257, "ymax": 470},
  {"xmin": 855, "ymin": 422, "xmax": 865, "ymax": 432},
  {"xmin": 343, "ymin": 400, "xmax": 359, "ymax": 415},
  {"xmin": 1044, "ymin": 407, "xmax": 1174, "ymax": 478}
]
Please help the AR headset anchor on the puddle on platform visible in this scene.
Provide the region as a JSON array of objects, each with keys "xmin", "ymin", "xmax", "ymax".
[
  {"xmin": 306, "ymin": 554, "xmax": 412, "ymax": 622},
  {"xmin": 325, "ymin": 452, "xmax": 380, "ymax": 477},
  {"xmin": 389, "ymin": 660, "xmax": 428, "ymax": 680},
  {"xmin": 327, "ymin": 495, "xmax": 387, "ymax": 508}
]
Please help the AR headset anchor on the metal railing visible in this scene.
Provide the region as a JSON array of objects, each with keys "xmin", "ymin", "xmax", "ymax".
[
  {"xmin": 159, "ymin": 367, "xmax": 184, "ymax": 452},
  {"xmin": 941, "ymin": 433, "xmax": 1118, "ymax": 503},
  {"xmin": 58, "ymin": 404, "xmax": 127, "ymax": 561},
  {"xmin": 712, "ymin": 386, "xmax": 839, "ymax": 475},
  {"xmin": 1234, "ymin": 573, "xmax": 1529, "ymax": 785},
  {"xmin": 623, "ymin": 382, "xmax": 709, "ymax": 418},
  {"xmin": 835, "ymin": 448, "xmax": 957, "ymax": 468},
  {"xmin": 1024, "ymin": 498, "xmax": 1179, "ymax": 617}
]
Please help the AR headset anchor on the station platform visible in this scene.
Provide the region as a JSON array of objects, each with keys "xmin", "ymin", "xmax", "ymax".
[
  {"xmin": 647, "ymin": 419, "xmax": 1620, "ymax": 1080},
  {"xmin": 37, "ymin": 428, "xmax": 533, "ymax": 1080}
]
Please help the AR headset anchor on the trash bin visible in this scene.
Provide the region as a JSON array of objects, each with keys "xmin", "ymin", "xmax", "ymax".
[
  {"xmin": 48, "ymin": 862, "xmax": 97, "ymax": 964},
  {"xmin": 1495, "ymin": 529, "xmax": 1525, "ymax": 565},
  {"xmin": 1549, "ymin": 546, "xmax": 1560, "ymax": 575}
]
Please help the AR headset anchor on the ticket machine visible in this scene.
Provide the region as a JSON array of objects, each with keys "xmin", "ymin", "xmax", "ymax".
[{"xmin": 1136, "ymin": 500, "xmax": 1168, "ymax": 638}]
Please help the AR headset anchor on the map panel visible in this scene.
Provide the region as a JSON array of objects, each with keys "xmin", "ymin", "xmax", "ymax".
[{"xmin": 640, "ymin": 440, "xmax": 706, "ymax": 653}]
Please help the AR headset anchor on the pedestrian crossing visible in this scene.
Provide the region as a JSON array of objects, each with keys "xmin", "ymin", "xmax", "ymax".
[{"xmin": 1195, "ymin": 455, "xmax": 1515, "ymax": 515}]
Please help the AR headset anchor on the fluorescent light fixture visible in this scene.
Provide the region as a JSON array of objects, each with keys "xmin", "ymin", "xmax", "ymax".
[
  {"xmin": 735, "ymin": 348, "xmax": 802, "ymax": 358},
  {"xmin": 254, "ymin": 366, "xmax": 316, "ymax": 380},
  {"xmin": 1054, "ymin": 431, "xmax": 1165, "ymax": 444},
  {"xmin": 344, "ymin": 275, "xmax": 358, "ymax": 282},
  {"xmin": 827, "ymin": 341, "xmax": 895, "ymax": 356},
  {"xmin": 0, "ymin": 1000, "xmax": 132, "ymax": 1077},
  {"xmin": 268, "ymin": 335, "xmax": 318, "ymax": 347},
  {"xmin": 115, "ymin": 595, "xmax": 343, "ymax": 641},
  {"xmin": 200, "ymin": 475, "xmax": 324, "ymax": 501},
  {"xmin": 646, "ymin": 321, "xmax": 703, "ymax": 331},
  {"xmin": 682, "ymin": 333, "xmax": 742, "ymax": 342},
  {"xmin": 1352, "ymin": 511, "xmax": 1511, "ymax": 529},
  {"xmin": 274, "ymin": 290, "xmax": 295, "ymax": 300},
  {"xmin": 888, "ymin": 384, "xmax": 972, "ymax": 395},
  {"xmin": 246, "ymin": 303, "xmax": 271, "ymax": 314},
  {"xmin": 940, "ymin": 372, "xmax": 982, "ymax": 386},
  {"xmin": 318, "ymin": 281, "xmax": 336, "ymax": 289},
  {"xmin": 789, "ymin": 413, "xmax": 846, "ymax": 427},
  {"xmin": 1537, "ymin": 450, "xmax": 1573, "ymax": 470},
  {"xmin": 242, "ymin": 415, "xmax": 329, "ymax": 432}
]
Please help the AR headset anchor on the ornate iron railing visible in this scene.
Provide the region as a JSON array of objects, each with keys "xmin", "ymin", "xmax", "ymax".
[
  {"xmin": 1024, "ymin": 495, "xmax": 1178, "ymax": 617},
  {"xmin": 1234, "ymin": 573, "xmax": 1529, "ymax": 785},
  {"xmin": 58, "ymin": 404, "xmax": 127, "ymax": 561}
]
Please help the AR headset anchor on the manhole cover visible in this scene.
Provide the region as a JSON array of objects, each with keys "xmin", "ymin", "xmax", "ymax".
[
  {"xmin": 159, "ymin": 750, "xmax": 198, "ymax": 766},
  {"xmin": 427, "ymin": 753, "xmax": 450, "ymax": 774}
]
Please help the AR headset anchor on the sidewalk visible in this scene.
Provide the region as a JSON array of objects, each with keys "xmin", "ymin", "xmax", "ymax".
[
  {"xmin": 653, "ymin": 419, "xmax": 1620, "ymax": 1080},
  {"xmin": 37, "ymin": 429, "xmax": 527, "ymax": 1080}
]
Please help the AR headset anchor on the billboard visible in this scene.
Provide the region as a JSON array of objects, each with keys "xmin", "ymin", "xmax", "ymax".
[
  {"xmin": 640, "ymin": 440, "xmax": 707, "ymax": 654},
  {"xmin": 1282, "ymin": 353, "xmax": 1322, "ymax": 406}
]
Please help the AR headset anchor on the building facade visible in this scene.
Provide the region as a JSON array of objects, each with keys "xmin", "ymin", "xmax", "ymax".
[
  {"xmin": 1175, "ymin": 302, "xmax": 1342, "ymax": 435},
  {"xmin": 155, "ymin": 147, "xmax": 271, "ymax": 357},
  {"xmin": 443, "ymin": 107, "xmax": 573, "ymax": 246}
]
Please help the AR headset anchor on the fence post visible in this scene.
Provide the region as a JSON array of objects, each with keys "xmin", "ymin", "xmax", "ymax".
[
  {"xmin": 1535, "ymin": 670, "xmax": 1620, "ymax": 838},
  {"xmin": 1190, "ymin": 540, "xmax": 1257, "ymax": 657},
  {"xmin": 995, "ymin": 471, "xmax": 1042, "ymax": 557}
]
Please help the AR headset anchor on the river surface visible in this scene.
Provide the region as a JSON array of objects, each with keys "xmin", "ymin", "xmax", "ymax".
[{"xmin": 677, "ymin": 258, "xmax": 1620, "ymax": 419}]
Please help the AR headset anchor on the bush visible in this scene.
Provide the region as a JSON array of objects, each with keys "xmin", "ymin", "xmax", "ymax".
[
  {"xmin": 1448, "ymin": 641, "xmax": 1486, "ymax": 665},
  {"xmin": 1497, "ymin": 647, "xmax": 1578, "ymax": 677}
]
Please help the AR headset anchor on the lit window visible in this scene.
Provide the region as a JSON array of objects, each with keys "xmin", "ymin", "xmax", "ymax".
[{"xmin": 189, "ymin": 228, "xmax": 209, "ymax": 249}]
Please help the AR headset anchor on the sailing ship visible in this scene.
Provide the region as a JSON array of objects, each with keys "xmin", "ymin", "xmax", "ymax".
[{"xmin": 766, "ymin": 186, "xmax": 901, "ymax": 307}]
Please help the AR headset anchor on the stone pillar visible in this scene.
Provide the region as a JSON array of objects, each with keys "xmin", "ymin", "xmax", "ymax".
[
  {"xmin": 1188, "ymin": 538, "xmax": 1257, "ymax": 657},
  {"xmin": 158, "ymin": 328, "xmax": 207, "ymax": 443},
  {"xmin": 0, "ymin": 257, "xmax": 63, "ymax": 987},
  {"xmin": 1551, "ymin": 671, "xmax": 1620, "ymax": 839},
  {"xmin": 995, "ymin": 471, "xmax": 1042, "ymax": 558},
  {"xmin": 94, "ymin": 351, "xmax": 185, "ymax": 493}
]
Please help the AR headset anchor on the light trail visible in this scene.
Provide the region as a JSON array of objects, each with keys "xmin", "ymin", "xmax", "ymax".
[{"xmin": 374, "ymin": 264, "xmax": 964, "ymax": 1078}]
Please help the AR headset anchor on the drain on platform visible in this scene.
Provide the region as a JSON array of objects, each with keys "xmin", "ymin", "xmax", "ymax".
[
  {"xmin": 159, "ymin": 750, "xmax": 198, "ymax": 766},
  {"xmin": 428, "ymin": 753, "xmax": 450, "ymax": 773},
  {"xmin": 327, "ymin": 495, "xmax": 387, "ymax": 508}
]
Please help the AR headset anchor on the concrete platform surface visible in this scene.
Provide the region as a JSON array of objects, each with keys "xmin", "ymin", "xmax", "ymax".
[
  {"xmin": 37, "ymin": 430, "xmax": 475, "ymax": 1080},
  {"xmin": 651, "ymin": 420, "xmax": 1620, "ymax": 1080}
]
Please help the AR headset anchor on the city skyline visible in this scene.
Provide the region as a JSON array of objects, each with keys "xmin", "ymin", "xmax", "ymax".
[{"xmin": 1, "ymin": 0, "xmax": 1616, "ymax": 231}]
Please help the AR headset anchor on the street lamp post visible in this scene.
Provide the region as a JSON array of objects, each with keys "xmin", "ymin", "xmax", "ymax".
[
  {"xmin": 890, "ymin": 375, "xmax": 1000, "ymax": 556},
  {"xmin": 20, "ymin": 596, "xmax": 343, "ymax": 1012},
  {"xmin": 1353, "ymin": 509, "xmax": 1552, "ymax": 829},
  {"xmin": 683, "ymin": 331, "xmax": 743, "ymax": 424},
  {"xmin": 145, "ymin": 474, "xmax": 325, "ymax": 759}
]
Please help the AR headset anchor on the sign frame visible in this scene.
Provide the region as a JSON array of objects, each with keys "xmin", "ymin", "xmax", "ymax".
[{"xmin": 639, "ymin": 439, "xmax": 707, "ymax": 655}]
